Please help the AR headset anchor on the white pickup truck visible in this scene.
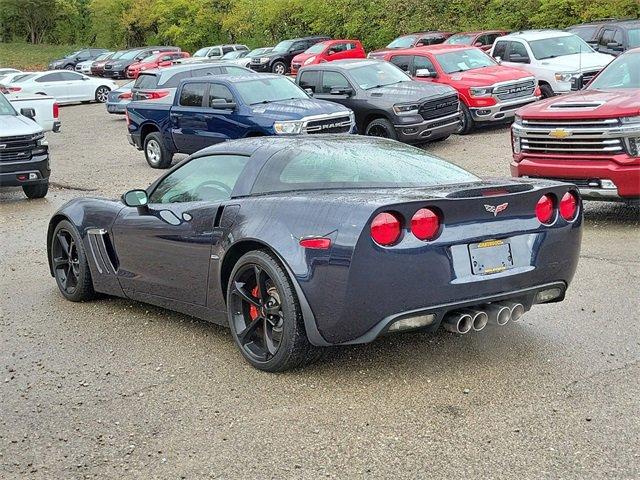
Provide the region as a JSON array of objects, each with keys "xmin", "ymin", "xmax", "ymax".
[
  {"xmin": 4, "ymin": 93, "xmax": 61, "ymax": 133},
  {"xmin": 489, "ymin": 30, "xmax": 614, "ymax": 97}
]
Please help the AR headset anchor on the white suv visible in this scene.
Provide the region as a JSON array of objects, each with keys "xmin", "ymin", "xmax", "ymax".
[{"xmin": 489, "ymin": 30, "xmax": 614, "ymax": 97}]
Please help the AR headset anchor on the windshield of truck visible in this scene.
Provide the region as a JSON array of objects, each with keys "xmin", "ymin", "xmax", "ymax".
[
  {"xmin": 387, "ymin": 35, "xmax": 417, "ymax": 48},
  {"xmin": 0, "ymin": 94, "xmax": 17, "ymax": 115},
  {"xmin": 235, "ymin": 77, "xmax": 308, "ymax": 105},
  {"xmin": 273, "ymin": 40, "xmax": 294, "ymax": 53},
  {"xmin": 529, "ymin": 35, "xmax": 593, "ymax": 60},
  {"xmin": 588, "ymin": 51, "xmax": 640, "ymax": 89},
  {"xmin": 445, "ymin": 34, "xmax": 475, "ymax": 45},
  {"xmin": 349, "ymin": 62, "xmax": 411, "ymax": 89},
  {"xmin": 436, "ymin": 48, "xmax": 496, "ymax": 73},
  {"xmin": 629, "ymin": 29, "xmax": 640, "ymax": 48}
]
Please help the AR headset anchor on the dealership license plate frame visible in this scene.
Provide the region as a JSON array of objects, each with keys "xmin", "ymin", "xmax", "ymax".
[{"xmin": 469, "ymin": 239, "xmax": 514, "ymax": 275}]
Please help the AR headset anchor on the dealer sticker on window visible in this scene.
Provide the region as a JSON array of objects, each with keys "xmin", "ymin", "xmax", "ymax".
[{"xmin": 469, "ymin": 239, "xmax": 514, "ymax": 275}]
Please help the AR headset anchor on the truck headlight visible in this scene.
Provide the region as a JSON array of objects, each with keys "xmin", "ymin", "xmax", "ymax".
[
  {"xmin": 514, "ymin": 114, "xmax": 523, "ymax": 125},
  {"xmin": 620, "ymin": 116, "xmax": 640, "ymax": 124},
  {"xmin": 511, "ymin": 128, "xmax": 521, "ymax": 154},
  {"xmin": 259, "ymin": 57, "xmax": 270, "ymax": 63},
  {"xmin": 469, "ymin": 86, "xmax": 493, "ymax": 97},
  {"xmin": 393, "ymin": 103, "xmax": 420, "ymax": 115},
  {"xmin": 303, "ymin": 56, "xmax": 316, "ymax": 65},
  {"xmin": 554, "ymin": 72, "xmax": 575, "ymax": 82},
  {"xmin": 274, "ymin": 121, "xmax": 304, "ymax": 135}
]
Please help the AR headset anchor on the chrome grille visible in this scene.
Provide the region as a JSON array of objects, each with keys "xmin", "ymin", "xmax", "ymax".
[
  {"xmin": 0, "ymin": 133, "xmax": 40, "ymax": 162},
  {"xmin": 494, "ymin": 79, "xmax": 536, "ymax": 101},
  {"xmin": 419, "ymin": 94, "xmax": 459, "ymax": 121},
  {"xmin": 580, "ymin": 70, "xmax": 599, "ymax": 86},
  {"xmin": 305, "ymin": 115, "xmax": 352, "ymax": 134}
]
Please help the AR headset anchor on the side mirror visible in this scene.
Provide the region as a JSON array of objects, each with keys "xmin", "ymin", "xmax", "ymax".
[
  {"xmin": 304, "ymin": 87, "xmax": 314, "ymax": 95},
  {"xmin": 210, "ymin": 99, "xmax": 236, "ymax": 110},
  {"xmin": 158, "ymin": 61, "xmax": 172, "ymax": 67},
  {"xmin": 474, "ymin": 42, "xmax": 483, "ymax": 47},
  {"xmin": 508, "ymin": 54, "xmax": 529, "ymax": 64},
  {"xmin": 495, "ymin": 56, "xmax": 502, "ymax": 64},
  {"xmin": 415, "ymin": 68, "xmax": 437, "ymax": 78},
  {"xmin": 607, "ymin": 42, "xmax": 624, "ymax": 51},
  {"xmin": 81, "ymin": 76, "xmax": 90, "ymax": 80},
  {"xmin": 122, "ymin": 189, "xmax": 149, "ymax": 207},
  {"xmin": 327, "ymin": 50, "xmax": 335, "ymax": 56},
  {"xmin": 330, "ymin": 86, "xmax": 353, "ymax": 96},
  {"xmin": 20, "ymin": 107, "xmax": 36, "ymax": 119}
]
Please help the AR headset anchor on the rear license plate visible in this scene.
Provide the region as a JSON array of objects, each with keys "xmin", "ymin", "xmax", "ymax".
[{"xmin": 469, "ymin": 239, "xmax": 513, "ymax": 275}]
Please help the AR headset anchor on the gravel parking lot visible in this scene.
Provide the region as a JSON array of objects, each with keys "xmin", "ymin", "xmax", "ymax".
[{"xmin": 1, "ymin": 102, "xmax": 639, "ymax": 479}]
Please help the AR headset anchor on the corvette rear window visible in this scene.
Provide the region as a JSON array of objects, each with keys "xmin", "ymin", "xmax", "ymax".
[{"xmin": 252, "ymin": 139, "xmax": 478, "ymax": 194}]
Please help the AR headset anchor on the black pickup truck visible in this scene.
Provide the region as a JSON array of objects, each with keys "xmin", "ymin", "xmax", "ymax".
[{"xmin": 296, "ymin": 59, "xmax": 461, "ymax": 143}]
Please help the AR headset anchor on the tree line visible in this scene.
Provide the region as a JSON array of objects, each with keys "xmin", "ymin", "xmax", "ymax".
[{"xmin": 0, "ymin": 0, "xmax": 638, "ymax": 52}]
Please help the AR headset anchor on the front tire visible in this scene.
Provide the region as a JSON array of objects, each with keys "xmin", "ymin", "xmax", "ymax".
[
  {"xmin": 23, "ymin": 181, "xmax": 49, "ymax": 199},
  {"xmin": 364, "ymin": 118, "xmax": 398, "ymax": 140},
  {"xmin": 144, "ymin": 132, "xmax": 173, "ymax": 169},
  {"xmin": 457, "ymin": 102, "xmax": 475, "ymax": 135},
  {"xmin": 64, "ymin": 64, "xmax": 74, "ymax": 71},
  {"xmin": 271, "ymin": 61, "xmax": 287, "ymax": 75},
  {"xmin": 95, "ymin": 86, "xmax": 110, "ymax": 103},
  {"xmin": 227, "ymin": 250, "xmax": 321, "ymax": 372},
  {"xmin": 50, "ymin": 220, "xmax": 96, "ymax": 302},
  {"xmin": 539, "ymin": 83, "xmax": 555, "ymax": 98}
]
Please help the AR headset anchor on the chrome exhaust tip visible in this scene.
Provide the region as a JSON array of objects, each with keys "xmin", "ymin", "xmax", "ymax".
[
  {"xmin": 485, "ymin": 303, "xmax": 511, "ymax": 326},
  {"xmin": 502, "ymin": 302, "xmax": 525, "ymax": 322},
  {"xmin": 442, "ymin": 312, "xmax": 473, "ymax": 334},
  {"xmin": 461, "ymin": 309, "xmax": 489, "ymax": 332}
]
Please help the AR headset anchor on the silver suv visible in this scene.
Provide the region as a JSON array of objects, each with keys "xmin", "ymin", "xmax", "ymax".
[{"xmin": 186, "ymin": 44, "xmax": 249, "ymax": 63}]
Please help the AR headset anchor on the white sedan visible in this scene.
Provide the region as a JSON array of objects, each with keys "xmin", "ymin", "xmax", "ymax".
[{"xmin": 6, "ymin": 70, "xmax": 118, "ymax": 104}]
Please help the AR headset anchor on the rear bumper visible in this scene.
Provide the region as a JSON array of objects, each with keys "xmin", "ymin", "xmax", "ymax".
[
  {"xmin": 0, "ymin": 153, "xmax": 50, "ymax": 187},
  {"xmin": 470, "ymin": 96, "xmax": 539, "ymax": 122},
  {"xmin": 394, "ymin": 112, "xmax": 461, "ymax": 142},
  {"xmin": 511, "ymin": 154, "xmax": 640, "ymax": 200},
  {"xmin": 107, "ymin": 102, "xmax": 127, "ymax": 114}
]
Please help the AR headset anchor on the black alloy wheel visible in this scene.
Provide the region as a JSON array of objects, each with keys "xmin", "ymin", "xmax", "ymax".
[
  {"xmin": 50, "ymin": 220, "xmax": 95, "ymax": 302},
  {"xmin": 364, "ymin": 118, "xmax": 398, "ymax": 140},
  {"xmin": 227, "ymin": 250, "xmax": 321, "ymax": 372}
]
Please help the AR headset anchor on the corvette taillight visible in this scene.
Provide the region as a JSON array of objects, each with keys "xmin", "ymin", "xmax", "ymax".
[
  {"xmin": 411, "ymin": 208, "xmax": 440, "ymax": 241},
  {"xmin": 536, "ymin": 194, "xmax": 555, "ymax": 224},
  {"xmin": 371, "ymin": 212, "xmax": 401, "ymax": 246},
  {"xmin": 53, "ymin": 102, "xmax": 59, "ymax": 120},
  {"xmin": 559, "ymin": 191, "xmax": 578, "ymax": 221}
]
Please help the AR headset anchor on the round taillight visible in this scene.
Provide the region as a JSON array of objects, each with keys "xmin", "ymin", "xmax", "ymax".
[
  {"xmin": 411, "ymin": 208, "xmax": 440, "ymax": 240},
  {"xmin": 536, "ymin": 194, "xmax": 555, "ymax": 224},
  {"xmin": 371, "ymin": 212, "xmax": 401, "ymax": 246},
  {"xmin": 559, "ymin": 191, "xmax": 578, "ymax": 221}
]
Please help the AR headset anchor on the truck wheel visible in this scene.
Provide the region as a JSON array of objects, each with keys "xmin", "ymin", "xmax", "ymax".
[
  {"xmin": 95, "ymin": 86, "xmax": 110, "ymax": 103},
  {"xmin": 364, "ymin": 118, "xmax": 397, "ymax": 140},
  {"xmin": 23, "ymin": 181, "xmax": 49, "ymax": 199},
  {"xmin": 64, "ymin": 65, "xmax": 74, "ymax": 71},
  {"xmin": 272, "ymin": 61, "xmax": 287, "ymax": 75},
  {"xmin": 457, "ymin": 103, "xmax": 475, "ymax": 135},
  {"xmin": 539, "ymin": 84, "xmax": 554, "ymax": 98},
  {"xmin": 144, "ymin": 132, "xmax": 173, "ymax": 169}
]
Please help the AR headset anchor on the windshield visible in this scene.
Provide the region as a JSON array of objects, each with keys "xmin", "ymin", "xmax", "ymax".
[
  {"xmin": 529, "ymin": 35, "xmax": 593, "ymax": 60},
  {"xmin": 349, "ymin": 62, "xmax": 411, "ymax": 89},
  {"xmin": 94, "ymin": 52, "xmax": 111, "ymax": 61},
  {"xmin": 65, "ymin": 50, "xmax": 82, "ymax": 59},
  {"xmin": 222, "ymin": 51, "xmax": 243, "ymax": 59},
  {"xmin": 445, "ymin": 34, "xmax": 475, "ymax": 45},
  {"xmin": 10, "ymin": 74, "xmax": 36, "ymax": 83},
  {"xmin": 111, "ymin": 51, "xmax": 126, "ymax": 60},
  {"xmin": 248, "ymin": 48, "xmax": 272, "ymax": 57},
  {"xmin": 629, "ymin": 28, "xmax": 640, "ymax": 48},
  {"xmin": 120, "ymin": 50, "xmax": 144, "ymax": 60},
  {"xmin": 235, "ymin": 77, "xmax": 308, "ymax": 105},
  {"xmin": 252, "ymin": 138, "xmax": 478, "ymax": 194},
  {"xmin": 387, "ymin": 35, "xmax": 417, "ymax": 49},
  {"xmin": 193, "ymin": 47, "xmax": 210, "ymax": 57},
  {"xmin": 273, "ymin": 40, "xmax": 294, "ymax": 53},
  {"xmin": 588, "ymin": 51, "xmax": 640, "ymax": 89},
  {"xmin": 436, "ymin": 48, "xmax": 495, "ymax": 73},
  {"xmin": 305, "ymin": 42, "xmax": 328, "ymax": 54},
  {"xmin": 0, "ymin": 93, "xmax": 17, "ymax": 115}
]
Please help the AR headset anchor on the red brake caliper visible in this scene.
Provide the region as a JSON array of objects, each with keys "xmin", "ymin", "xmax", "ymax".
[{"xmin": 249, "ymin": 286, "xmax": 260, "ymax": 320}]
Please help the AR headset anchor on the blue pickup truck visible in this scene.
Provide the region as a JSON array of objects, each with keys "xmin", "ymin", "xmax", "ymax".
[{"xmin": 126, "ymin": 74, "xmax": 355, "ymax": 168}]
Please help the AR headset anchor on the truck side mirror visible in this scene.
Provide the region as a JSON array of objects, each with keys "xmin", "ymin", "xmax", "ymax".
[
  {"xmin": 606, "ymin": 42, "xmax": 624, "ymax": 51},
  {"xmin": 20, "ymin": 107, "xmax": 36, "ymax": 119},
  {"xmin": 210, "ymin": 98, "xmax": 236, "ymax": 110},
  {"xmin": 330, "ymin": 86, "xmax": 353, "ymax": 96},
  {"xmin": 415, "ymin": 68, "xmax": 437, "ymax": 78}
]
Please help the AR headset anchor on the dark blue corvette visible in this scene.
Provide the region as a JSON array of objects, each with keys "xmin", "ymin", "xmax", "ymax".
[{"xmin": 47, "ymin": 136, "xmax": 582, "ymax": 371}]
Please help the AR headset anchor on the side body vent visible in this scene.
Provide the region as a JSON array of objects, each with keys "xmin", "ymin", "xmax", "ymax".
[{"xmin": 86, "ymin": 228, "xmax": 118, "ymax": 275}]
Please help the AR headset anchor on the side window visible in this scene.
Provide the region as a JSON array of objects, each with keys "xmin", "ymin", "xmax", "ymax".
[
  {"xmin": 161, "ymin": 71, "xmax": 191, "ymax": 88},
  {"xmin": 36, "ymin": 73, "xmax": 62, "ymax": 82},
  {"xmin": 179, "ymin": 82, "xmax": 207, "ymax": 107},
  {"xmin": 612, "ymin": 29, "xmax": 624, "ymax": 45},
  {"xmin": 476, "ymin": 35, "xmax": 489, "ymax": 46},
  {"xmin": 493, "ymin": 41, "xmax": 507, "ymax": 59},
  {"xmin": 222, "ymin": 46, "xmax": 234, "ymax": 54},
  {"xmin": 507, "ymin": 42, "xmax": 529, "ymax": 61},
  {"xmin": 485, "ymin": 33, "xmax": 502, "ymax": 45},
  {"xmin": 599, "ymin": 29, "xmax": 615, "ymax": 47},
  {"xmin": 291, "ymin": 42, "xmax": 307, "ymax": 51},
  {"xmin": 159, "ymin": 54, "xmax": 172, "ymax": 62},
  {"xmin": 320, "ymin": 71, "xmax": 350, "ymax": 93},
  {"xmin": 59, "ymin": 72, "xmax": 83, "ymax": 81},
  {"xmin": 298, "ymin": 70, "xmax": 319, "ymax": 92},
  {"xmin": 389, "ymin": 55, "xmax": 412, "ymax": 72},
  {"xmin": 208, "ymin": 47, "xmax": 221, "ymax": 57},
  {"xmin": 208, "ymin": 84, "xmax": 234, "ymax": 107},
  {"xmin": 331, "ymin": 42, "xmax": 348, "ymax": 53},
  {"xmin": 149, "ymin": 154, "xmax": 250, "ymax": 203},
  {"xmin": 413, "ymin": 55, "xmax": 436, "ymax": 75}
]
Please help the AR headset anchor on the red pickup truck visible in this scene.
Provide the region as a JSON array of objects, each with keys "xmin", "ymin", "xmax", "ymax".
[
  {"xmin": 381, "ymin": 45, "xmax": 540, "ymax": 133},
  {"xmin": 290, "ymin": 40, "xmax": 365, "ymax": 76},
  {"xmin": 511, "ymin": 48, "xmax": 640, "ymax": 204},
  {"xmin": 126, "ymin": 51, "xmax": 190, "ymax": 79}
]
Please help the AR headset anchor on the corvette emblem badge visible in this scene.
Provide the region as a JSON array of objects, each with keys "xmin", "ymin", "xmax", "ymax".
[
  {"xmin": 548, "ymin": 128, "xmax": 571, "ymax": 139},
  {"xmin": 484, "ymin": 203, "xmax": 509, "ymax": 216}
]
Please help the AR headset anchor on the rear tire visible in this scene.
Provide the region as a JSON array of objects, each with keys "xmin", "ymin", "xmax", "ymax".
[
  {"xmin": 227, "ymin": 250, "xmax": 322, "ymax": 372},
  {"xmin": 64, "ymin": 64, "xmax": 74, "ymax": 71},
  {"xmin": 364, "ymin": 118, "xmax": 398, "ymax": 140},
  {"xmin": 23, "ymin": 181, "xmax": 49, "ymax": 199},
  {"xmin": 95, "ymin": 86, "xmax": 110, "ymax": 103},
  {"xmin": 457, "ymin": 102, "xmax": 475, "ymax": 135},
  {"xmin": 539, "ymin": 83, "xmax": 555, "ymax": 98},
  {"xmin": 272, "ymin": 61, "xmax": 287, "ymax": 75},
  {"xmin": 144, "ymin": 132, "xmax": 173, "ymax": 169},
  {"xmin": 50, "ymin": 220, "xmax": 96, "ymax": 302}
]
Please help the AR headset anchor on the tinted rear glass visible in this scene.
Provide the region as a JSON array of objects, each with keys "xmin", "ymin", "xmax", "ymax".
[
  {"xmin": 134, "ymin": 73, "xmax": 159, "ymax": 89},
  {"xmin": 252, "ymin": 139, "xmax": 478, "ymax": 194}
]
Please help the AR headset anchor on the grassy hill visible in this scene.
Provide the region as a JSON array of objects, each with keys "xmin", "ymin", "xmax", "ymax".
[{"xmin": 0, "ymin": 43, "xmax": 82, "ymax": 71}]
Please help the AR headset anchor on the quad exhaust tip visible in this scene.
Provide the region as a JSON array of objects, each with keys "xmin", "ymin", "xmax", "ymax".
[
  {"xmin": 442, "ymin": 312, "xmax": 473, "ymax": 335},
  {"xmin": 443, "ymin": 302, "xmax": 525, "ymax": 334}
]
